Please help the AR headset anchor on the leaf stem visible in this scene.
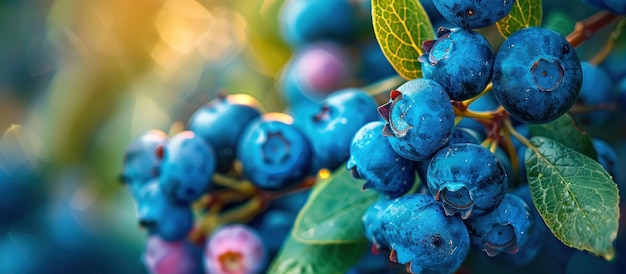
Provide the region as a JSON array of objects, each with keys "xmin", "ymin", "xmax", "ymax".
[
  {"xmin": 566, "ymin": 11, "xmax": 622, "ymax": 48},
  {"xmin": 212, "ymin": 173, "xmax": 256, "ymax": 195},
  {"xmin": 462, "ymin": 82, "xmax": 492, "ymax": 108},
  {"xmin": 504, "ymin": 118, "xmax": 538, "ymax": 155}
]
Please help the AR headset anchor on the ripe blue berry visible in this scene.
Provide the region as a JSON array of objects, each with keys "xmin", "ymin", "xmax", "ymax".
[
  {"xmin": 427, "ymin": 143, "xmax": 508, "ymax": 219},
  {"xmin": 381, "ymin": 194, "xmax": 470, "ymax": 274},
  {"xmin": 121, "ymin": 130, "xmax": 168, "ymax": 193},
  {"xmin": 136, "ymin": 180, "xmax": 193, "ymax": 241},
  {"xmin": 433, "ymin": 0, "xmax": 516, "ymax": 29},
  {"xmin": 492, "ymin": 27, "xmax": 583, "ymax": 124},
  {"xmin": 378, "ymin": 78, "xmax": 455, "ymax": 161},
  {"xmin": 253, "ymin": 209, "xmax": 296, "ymax": 253},
  {"xmin": 347, "ymin": 121, "xmax": 415, "ymax": 198},
  {"xmin": 204, "ymin": 224, "xmax": 267, "ymax": 274},
  {"xmin": 420, "ymin": 27, "xmax": 494, "ymax": 101},
  {"xmin": 279, "ymin": 0, "xmax": 357, "ymax": 46},
  {"xmin": 237, "ymin": 113, "xmax": 312, "ymax": 190},
  {"xmin": 299, "ymin": 88, "xmax": 379, "ymax": 171},
  {"xmin": 160, "ymin": 131, "xmax": 216, "ymax": 203},
  {"xmin": 187, "ymin": 94, "xmax": 263, "ymax": 173},
  {"xmin": 464, "ymin": 193, "xmax": 534, "ymax": 257},
  {"xmin": 574, "ymin": 61, "xmax": 615, "ymax": 126},
  {"xmin": 362, "ymin": 198, "xmax": 394, "ymax": 251}
]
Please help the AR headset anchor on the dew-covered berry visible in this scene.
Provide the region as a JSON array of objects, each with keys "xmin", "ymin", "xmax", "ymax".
[
  {"xmin": 204, "ymin": 224, "xmax": 267, "ymax": 274},
  {"xmin": 362, "ymin": 198, "xmax": 394, "ymax": 251},
  {"xmin": 347, "ymin": 121, "xmax": 415, "ymax": 198},
  {"xmin": 464, "ymin": 193, "xmax": 534, "ymax": 257},
  {"xmin": 492, "ymin": 27, "xmax": 583, "ymax": 124},
  {"xmin": 378, "ymin": 78, "xmax": 455, "ymax": 161},
  {"xmin": 381, "ymin": 194, "xmax": 470, "ymax": 274},
  {"xmin": 298, "ymin": 88, "xmax": 379, "ymax": 172},
  {"xmin": 427, "ymin": 143, "xmax": 508, "ymax": 219},
  {"xmin": 433, "ymin": 0, "xmax": 516, "ymax": 29},
  {"xmin": 420, "ymin": 27, "xmax": 494, "ymax": 101}
]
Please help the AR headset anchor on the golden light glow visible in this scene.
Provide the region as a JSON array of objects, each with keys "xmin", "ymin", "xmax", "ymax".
[{"xmin": 318, "ymin": 169, "xmax": 331, "ymax": 180}]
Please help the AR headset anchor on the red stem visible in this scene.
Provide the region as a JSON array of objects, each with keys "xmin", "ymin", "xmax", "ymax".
[{"xmin": 566, "ymin": 11, "xmax": 621, "ymax": 47}]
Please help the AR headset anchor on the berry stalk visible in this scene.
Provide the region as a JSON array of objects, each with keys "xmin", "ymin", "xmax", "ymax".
[{"xmin": 566, "ymin": 11, "xmax": 623, "ymax": 48}]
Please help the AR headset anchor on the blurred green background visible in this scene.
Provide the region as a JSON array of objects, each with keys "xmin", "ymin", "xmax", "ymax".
[{"xmin": 0, "ymin": 0, "xmax": 624, "ymax": 273}]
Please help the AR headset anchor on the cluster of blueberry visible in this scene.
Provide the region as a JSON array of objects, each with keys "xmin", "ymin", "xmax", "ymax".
[
  {"xmin": 118, "ymin": 0, "xmax": 626, "ymax": 273},
  {"xmin": 353, "ymin": 0, "xmax": 622, "ymax": 273}
]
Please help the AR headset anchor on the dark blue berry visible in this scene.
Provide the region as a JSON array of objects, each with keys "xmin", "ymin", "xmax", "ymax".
[
  {"xmin": 237, "ymin": 113, "xmax": 312, "ymax": 190},
  {"xmin": 465, "ymin": 193, "xmax": 534, "ymax": 257},
  {"xmin": 433, "ymin": 0, "xmax": 515, "ymax": 29},
  {"xmin": 279, "ymin": 0, "xmax": 357, "ymax": 46},
  {"xmin": 136, "ymin": 180, "xmax": 193, "ymax": 241},
  {"xmin": 187, "ymin": 94, "xmax": 263, "ymax": 173},
  {"xmin": 493, "ymin": 27, "xmax": 583, "ymax": 124},
  {"xmin": 381, "ymin": 194, "xmax": 470, "ymax": 274},
  {"xmin": 347, "ymin": 121, "xmax": 415, "ymax": 198},
  {"xmin": 121, "ymin": 130, "xmax": 168, "ymax": 193},
  {"xmin": 427, "ymin": 143, "xmax": 508, "ymax": 219},
  {"xmin": 593, "ymin": 138, "xmax": 617, "ymax": 179},
  {"xmin": 420, "ymin": 27, "xmax": 494, "ymax": 101},
  {"xmin": 160, "ymin": 131, "xmax": 216, "ymax": 203},
  {"xmin": 362, "ymin": 198, "xmax": 394, "ymax": 250},
  {"xmin": 378, "ymin": 78, "xmax": 455, "ymax": 161},
  {"xmin": 299, "ymin": 88, "xmax": 379, "ymax": 172},
  {"xmin": 574, "ymin": 62, "xmax": 615, "ymax": 126}
]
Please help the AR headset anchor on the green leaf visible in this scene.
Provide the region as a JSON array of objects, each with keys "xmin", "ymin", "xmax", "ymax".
[
  {"xmin": 267, "ymin": 234, "xmax": 369, "ymax": 274},
  {"xmin": 372, "ymin": 0, "xmax": 435, "ymax": 79},
  {"xmin": 528, "ymin": 113, "xmax": 598, "ymax": 160},
  {"xmin": 496, "ymin": 0, "xmax": 542, "ymax": 38},
  {"xmin": 292, "ymin": 167, "xmax": 380, "ymax": 244},
  {"xmin": 525, "ymin": 137, "xmax": 619, "ymax": 260}
]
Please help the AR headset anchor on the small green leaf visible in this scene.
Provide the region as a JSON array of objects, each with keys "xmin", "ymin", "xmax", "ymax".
[
  {"xmin": 292, "ymin": 167, "xmax": 380, "ymax": 244},
  {"xmin": 525, "ymin": 137, "xmax": 619, "ymax": 260},
  {"xmin": 529, "ymin": 113, "xmax": 598, "ymax": 160},
  {"xmin": 372, "ymin": 0, "xmax": 435, "ymax": 79},
  {"xmin": 496, "ymin": 0, "xmax": 542, "ymax": 38},
  {"xmin": 268, "ymin": 235, "xmax": 369, "ymax": 274}
]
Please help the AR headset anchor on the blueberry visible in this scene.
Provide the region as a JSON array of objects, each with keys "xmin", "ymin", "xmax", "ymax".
[
  {"xmin": 420, "ymin": 27, "xmax": 494, "ymax": 101},
  {"xmin": 592, "ymin": 138, "xmax": 617, "ymax": 179},
  {"xmin": 187, "ymin": 94, "xmax": 263, "ymax": 173},
  {"xmin": 616, "ymin": 76, "xmax": 626, "ymax": 112},
  {"xmin": 432, "ymin": 0, "xmax": 515, "ymax": 29},
  {"xmin": 279, "ymin": 0, "xmax": 357, "ymax": 46},
  {"xmin": 381, "ymin": 194, "xmax": 470, "ymax": 274},
  {"xmin": 378, "ymin": 78, "xmax": 455, "ymax": 161},
  {"xmin": 492, "ymin": 27, "xmax": 583, "ymax": 124},
  {"xmin": 143, "ymin": 235, "xmax": 203, "ymax": 274},
  {"xmin": 574, "ymin": 62, "xmax": 615, "ymax": 126},
  {"xmin": 498, "ymin": 185, "xmax": 547, "ymax": 266},
  {"xmin": 347, "ymin": 121, "xmax": 415, "ymax": 198},
  {"xmin": 427, "ymin": 143, "xmax": 508, "ymax": 219},
  {"xmin": 121, "ymin": 129, "xmax": 168, "ymax": 194},
  {"xmin": 160, "ymin": 131, "xmax": 216, "ymax": 203},
  {"xmin": 253, "ymin": 209, "xmax": 296, "ymax": 253},
  {"xmin": 362, "ymin": 198, "xmax": 394, "ymax": 250},
  {"xmin": 464, "ymin": 193, "xmax": 534, "ymax": 257},
  {"xmin": 237, "ymin": 113, "xmax": 312, "ymax": 190},
  {"xmin": 204, "ymin": 224, "xmax": 267, "ymax": 274},
  {"xmin": 136, "ymin": 180, "xmax": 193, "ymax": 241},
  {"xmin": 298, "ymin": 88, "xmax": 379, "ymax": 172}
]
